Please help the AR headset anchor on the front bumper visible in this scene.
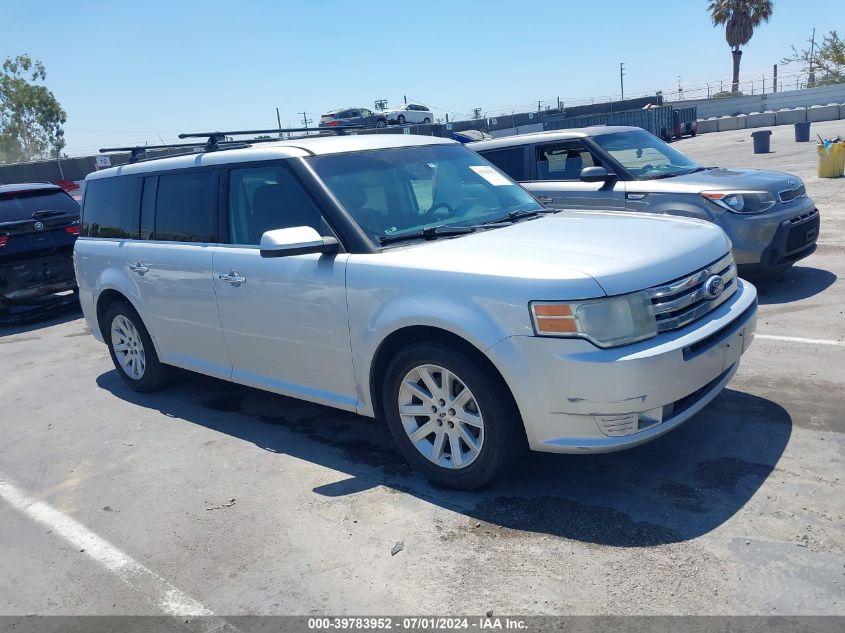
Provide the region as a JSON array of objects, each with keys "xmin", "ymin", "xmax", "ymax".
[
  {"xmin": 485, "ymin": 279, "xmax": 758, "ymax": 453},
  {"xmin": 718, "ymin": 196, "xmax": 819, "ymax": 266}
]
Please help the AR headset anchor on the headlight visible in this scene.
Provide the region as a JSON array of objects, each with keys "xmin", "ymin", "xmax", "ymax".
[
  {"xmin": 701, "ymin": 191, "xmax": 777, "ymax": 214},
  {"xmin": 530, "ymin": 291, "xmax": 657, "ymax": 348}
]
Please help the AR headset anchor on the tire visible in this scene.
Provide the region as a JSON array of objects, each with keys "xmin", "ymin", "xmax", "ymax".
[
  {"xmin": 397, "ymin": 114, "xmax": 406, "ymax": 124},
  {"xmin": 104, "ymin": 300, "xmax": 170, "ymax": 392},
  {"xmin": 375, "ymin": 119, "xmax": 387, "ymax": 128},
  {"xmin": 423, "ymin": 117, "xmax": 431, "ymax": 125},
  {"xmin": 690, "ymin": 129, "xmax": 697, "ymax": 137},
  {"xmin": 382, "ymin": 342, "xmax": 526, "ymax": 490}
]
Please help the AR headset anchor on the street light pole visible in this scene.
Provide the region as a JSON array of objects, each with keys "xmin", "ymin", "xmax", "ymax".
[{"xmin": 620, "ymin": 62, "xmax": 625, "ymax": 101}]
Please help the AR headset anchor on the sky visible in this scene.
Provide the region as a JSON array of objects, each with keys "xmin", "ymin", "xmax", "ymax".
[{"xmin": 1, "ymin": 0, "xmax": 839, "ymax": 156}]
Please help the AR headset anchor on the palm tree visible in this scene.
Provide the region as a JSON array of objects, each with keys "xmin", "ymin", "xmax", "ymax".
[{"xmin": 709, "ymin": 0, "xmax": 774, "ymax": 93}]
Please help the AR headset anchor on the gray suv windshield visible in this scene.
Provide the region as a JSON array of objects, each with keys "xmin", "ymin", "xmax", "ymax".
[
  {"xmin": 309, "ymin": 145, "xmax": 542, "ymax": 244},
  {"xmin": 592, "ymin": 130, "xmax": 700, "ymax": 180}
]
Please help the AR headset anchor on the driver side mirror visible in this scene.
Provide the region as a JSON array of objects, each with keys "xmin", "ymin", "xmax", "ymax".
[
  {"xmin": 260, "ymin": 226, "xmax": 339, "ymax": 258},
  {"xmin": 580, "ymin": 166, "xmax": 614, "ymax": 182}
]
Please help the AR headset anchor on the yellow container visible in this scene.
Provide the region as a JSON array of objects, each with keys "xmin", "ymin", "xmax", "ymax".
[{"xmin": 818, "ymin": 142, "xmax": 844, "ymax": 178}]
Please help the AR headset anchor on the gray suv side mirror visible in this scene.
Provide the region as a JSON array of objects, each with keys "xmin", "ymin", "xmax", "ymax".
[
  {"xmin": 260, "ymin": 226, "xmax": 339, "ymax": 258},
  {"xmin": 580, "ymin": 166, "xmax": 614, "ymax": 182}
]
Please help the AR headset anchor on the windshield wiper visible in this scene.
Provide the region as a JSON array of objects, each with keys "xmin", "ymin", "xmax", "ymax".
[
  {"xmin": 480, "ymin": 207, "xmax": 555, "ymax": 225},
  {"xmin": 379, "ymin": 225, "xmax": 475, "ymax": 246}
]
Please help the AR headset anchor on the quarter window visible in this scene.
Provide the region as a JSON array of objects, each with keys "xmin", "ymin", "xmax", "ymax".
[
  {"xmin": 81, "ymin": 176, "xmax": 142, "ymax": 238},
  {"xmin": 154, "ymin": 171, "xmax": 217, "ymax": 242},
  {"xmin": 228, "ymin": 164, "xmax": 323, "ymax": 245}
]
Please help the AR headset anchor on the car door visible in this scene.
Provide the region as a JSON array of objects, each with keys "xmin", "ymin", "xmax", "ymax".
[
  {"xmin": 212, "ymin": 161, "xmax": 357, "ymax": 411},
  {"xmin": 520, "ymin": 140, "xmax": 627, "ymax": 210},
  {"xmin": 128, "ymin": 171, "xmax": 232, "ymax": 379}
]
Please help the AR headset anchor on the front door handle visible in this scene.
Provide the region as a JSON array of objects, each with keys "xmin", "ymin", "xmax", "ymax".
[
  {"xmin": 218, "ymin": 270, "xmax": 246, "ymax": 286},
  {"xmin": 128, "ymin": 261, "xmax": 149, "ymax": 275}
]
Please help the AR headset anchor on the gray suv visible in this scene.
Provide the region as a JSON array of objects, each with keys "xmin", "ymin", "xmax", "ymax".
[
  {"xmin": 319, "ymin": 107, "xmax": 387, "ymax": 129},
  {"xmin": 470, "ymin": 127, "xmax": 820, "ymax": 274}
]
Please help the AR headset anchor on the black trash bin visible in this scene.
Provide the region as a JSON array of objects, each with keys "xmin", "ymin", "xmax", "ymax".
[
  {"xmin": 751, "ymin": 130, "xmax": 772, "ymax": 154},
  {"xmin": 794, "ymin": 121, "xmax": 811, "ymax": 142}
]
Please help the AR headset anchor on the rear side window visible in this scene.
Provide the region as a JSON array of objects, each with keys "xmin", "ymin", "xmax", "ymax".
[
  {"xmin": 479, "ymin": 147, "xmax": 527, "ymax": 181},
  {"xmin": 81, "ymin": 177, "xmax": 142, "ymax": 238},
  {"xmin": 0, "ymin": 189, "xmax": 79, "ymax": 222},
  {"xmin": 154, "ymin": 171, "xmax": 217, "ymax": 242}
]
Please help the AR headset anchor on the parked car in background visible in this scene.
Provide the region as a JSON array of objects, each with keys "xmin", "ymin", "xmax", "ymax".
[
  {"xmin": 380, "ymin": 103, "xmax": 433, "ymax": 125},
  {"xmin": 471, "ymin": 127, "xmax": 819, "ymax": 275},
  {"xmin": 0, "ymin": 183, "xmax": 80, "ymax": 321},
  {"xmin": 76, "ymin": 133, "xmax": 757, "ymax": 490},
  {"xmin": 319, "ymin": 107, "xmax": 387, "ymax": 129}
]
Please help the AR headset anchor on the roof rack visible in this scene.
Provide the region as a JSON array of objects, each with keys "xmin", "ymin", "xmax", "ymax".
[{"xmin": 100, "ymin": 125, "xmax": 363, "ymax": 163}]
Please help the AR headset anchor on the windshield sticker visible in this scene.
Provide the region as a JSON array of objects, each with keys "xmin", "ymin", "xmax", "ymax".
[{"xmin": 469, "ymin": 165, "xmax": 511, "ymax": 186}]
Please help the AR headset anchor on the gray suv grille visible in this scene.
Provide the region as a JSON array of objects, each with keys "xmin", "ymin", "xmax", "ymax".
[
  {"xmin": 779, "ymin": 184, "xmax": 806, "ymax": 203},
  {"xmin": 648, "ymin": 253, "xmax": 737, "ymax": 333}
]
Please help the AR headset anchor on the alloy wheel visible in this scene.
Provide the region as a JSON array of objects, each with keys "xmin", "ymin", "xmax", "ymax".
[{"xmin": 111, "ymin": 315, "xmax": 146, "ymax": 380}]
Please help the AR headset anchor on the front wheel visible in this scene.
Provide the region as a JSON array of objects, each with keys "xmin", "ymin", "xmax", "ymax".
[
  {"xmin": 423, "ymin": 117, "xmax": 431, "ymax": 124},
  {"xmin": 397, "ymin": 114, "xmax": 406, "ymax": 124},
  {"xmin": 105, "ymin": 300, "xmax": 170, "ymax": 392},
  {"xmin": 382, "ymin": 343, "xmax": 526, "ymax": 490}
]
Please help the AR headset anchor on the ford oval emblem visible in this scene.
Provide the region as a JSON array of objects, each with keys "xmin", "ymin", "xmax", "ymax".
[
  {"xmin": 34, "ymin": 221, "xmax": 44, "ymax": 231},
  {"xmin": 703, "ymin": 275, "xmax": 724, "ymax": 300}
]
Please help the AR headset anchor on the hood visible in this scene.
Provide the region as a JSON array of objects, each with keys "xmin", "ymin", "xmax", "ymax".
[
  {"xmin": 627, "ymin": 167, "xmax": 805, "ymax": 196},
  {"xmin": 377, "ymin": 211, "xmax": 732, "ymax": 296}
]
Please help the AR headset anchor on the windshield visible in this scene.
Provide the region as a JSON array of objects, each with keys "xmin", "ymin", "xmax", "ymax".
[
  {"xmin": 592, "ymin": 130, "xmax": 700, "ymax": 180},
  {"xmin": 308, "ymin": 144, "xmax": 542, "ymax": 244}
]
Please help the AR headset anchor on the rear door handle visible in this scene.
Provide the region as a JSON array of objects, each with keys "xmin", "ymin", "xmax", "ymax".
[
  {"xmin": 218, "ymin": 270, "xmax": 246, "ymax": 286},
  {"xmin": 128, "ymin": 261, "xmax": 149, "ymax": 275}
]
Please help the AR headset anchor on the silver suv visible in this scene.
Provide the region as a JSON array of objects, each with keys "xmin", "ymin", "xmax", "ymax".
[
  {"xmin": 470, "ymin": 127, "xmax": 820, "ymax": 274},
  {"xmin": 75, "ymin": 133, "xmax": 757, "ymax": 489}
]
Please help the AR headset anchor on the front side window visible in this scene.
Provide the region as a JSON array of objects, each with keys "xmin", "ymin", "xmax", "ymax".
[
  {"xmin": 309, "ymin": 144, "xmax": 542, "ymax": 245},
  {"xmin": 591, "ymin": 130, "xmax": 699, "ymax": 179},
  {"xmin": 154, "ymin": 171, "xmax": 216, "ymax": 242},
  {"xmin": 81, "ymin": 176, "xmax": 141, "ymax": 238},
  {"xmin": 535, "ymin": 142, "xmax": 597, "ymax": 181},
  {"xmin": 228, "ymin": 164, "xmax": 323, "ymax": 245}
]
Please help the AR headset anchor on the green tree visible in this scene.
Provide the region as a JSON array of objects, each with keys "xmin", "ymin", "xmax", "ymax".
[
  {"xmin": 781, "ymin": 30, "xmax": 845, "ymax": 87},
  {"xmin": 708, "ymin": 0, "xmax": 774, "ymax": 93},
  {"xmin": 0, "ymin": 54, "xmax": 67, "ymax": 163}
]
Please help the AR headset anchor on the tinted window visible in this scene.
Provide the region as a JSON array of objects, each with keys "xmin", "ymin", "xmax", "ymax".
[
  {"xmin": 1, "ymin": 189, "xmax": 79, "ymax": 222},
  {"xmin": 591, "ymin": 130, "xmax": 699, "ymax": 179},
  {"xmin": 155, "ymin": 171, "xmax": 216, "ymax": 242},
  {"xmin": 228, "ymin": 164, "xmax": 322, "ymax": 245},
  {"xmin": 81, "ymin": 177, "xmax": 141, "ymax": 238},
  {"xmin": 479, "ymin": 147, "xmax": 527, "ymax": 181},
  {"xmin": 139, "ymin": 177, "xmax": 157, "ymax": 240},
  {"xmin": 536, "ymin": 142, "xmax": 597, "ymax": 181}
]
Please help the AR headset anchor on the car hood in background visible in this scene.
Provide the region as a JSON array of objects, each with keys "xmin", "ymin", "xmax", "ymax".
[
  {"xmin": 375, "ymin": 211, "xmax": 731, "ymax": 296},
  {"xmin": 627, "ymin": 167, "xmax": 806, "ymax": 196}
]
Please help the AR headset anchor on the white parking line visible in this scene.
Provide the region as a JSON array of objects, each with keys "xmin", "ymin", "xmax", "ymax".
[
  {"xmin": 0, "ymin": 475, "xmax": 236, "ymax": 631},
  {"xmin": 755, "ymin": 334, "xmax": 845, "ymax": 347}
]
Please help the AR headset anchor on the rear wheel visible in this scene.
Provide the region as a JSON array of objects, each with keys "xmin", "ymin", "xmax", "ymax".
[
  {"xmin": 105, "ymin": 300, "xmax": 169, "ymax": 392},
  {"xmin": 375, "ymin": 119, "xmax": 387, "ymax": 128},
  {"xmin": 423, "ymin": 117, "xmax": 431, "ymax": 124},
  {"xmin": 397, "ymin": 114, "xmax": 406, "ymax": 124},
  {"xmin": 382, "ymin": 343, "xmax": 525, "ymax": 490}
]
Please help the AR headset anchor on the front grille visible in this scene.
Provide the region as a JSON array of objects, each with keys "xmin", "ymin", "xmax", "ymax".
[
  {"xmin": 779, "ymin": 184, "xmax": 806, "ymax": 203},
  {"xmin": 785, "ymin": 209, "xmax": 820, "ymax": 253},
  {"xmin": 647, "ymin": 253, "xmax": 737, "ymax": 333}
]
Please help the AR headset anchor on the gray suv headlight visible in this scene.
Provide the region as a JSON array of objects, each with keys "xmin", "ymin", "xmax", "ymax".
[
  {"xmin": 530, "ymin": 292, "xmax": 657, "ymax": 348},
  {"xmin": 701, "ymin": 191, "xmax": 777, "ymax": 214}
]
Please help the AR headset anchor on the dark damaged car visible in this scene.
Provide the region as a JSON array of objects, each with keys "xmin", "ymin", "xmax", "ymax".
[{"xmin": 0, "ymin": 183, "xmax": 81, "ymax": 321}]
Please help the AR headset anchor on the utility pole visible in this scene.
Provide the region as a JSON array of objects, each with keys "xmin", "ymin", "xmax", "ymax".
[
  {"xmin": 773, "ymin": 64, "xmax": 778, "ymax": 93},
  {"xmin": 808, "ymin": 27, "xmax": 817, "ymax": 88},
  {"xmin": 472, "ymin": 107, "xmax": 482, "ymax": 119},
  {"xmin": 677, "ymin": 76, "xmax": 683, "ymax": 101},
  {"xmin": 403, "ymin": 95, "xmax": 407, "ymax": 104},
  {"xmin": 298, "ymin": 111, "xmax": 312, "ymax": 127},
  {"xmin": 276, "ymin": 107, "xmax": 282, "ymax": 138},
  {"xmin": 374, "ymin": 98, "xmax": 388, "ymax": 110},
  {"xmin": 620, "ymin": 62, "xmax": 625, "ymax": 101}
]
